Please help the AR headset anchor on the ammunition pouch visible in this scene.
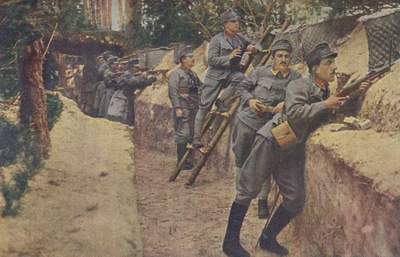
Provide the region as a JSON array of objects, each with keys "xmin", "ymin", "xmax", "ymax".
[
  {"xmin": 271, "ymin": 120, "xmax": 298, "ymax": 150},
  {"xmin": 178, "ymin": 87, "xmax": 198, "ymax": 95}
]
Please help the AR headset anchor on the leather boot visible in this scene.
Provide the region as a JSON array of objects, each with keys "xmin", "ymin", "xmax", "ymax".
[
  {"xmin": 258, "ymin": 199, "xmax": 269, "ymax": 219},
  {"xmin": 222, "ymin": 202, "xmax": 250, "ymax": 257},
  {"xmin": 176, "ymin": 143, "xmax": 193, "ymax": 170},
  {"xmin": 259, "ymin": 204, "xmax": 296, "ymax": 256}
]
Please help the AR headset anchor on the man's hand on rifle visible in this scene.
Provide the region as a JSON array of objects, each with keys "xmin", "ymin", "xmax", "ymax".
[
  {"xmin": 229, "ymin": 48, "xmax": 242, "ymax": 59},
  {"xmin": 358, "ymin": 81, "xmax": 371, "ymax": 93},
  {"xmin": 272, "ymin": 102, "xmax": 284, "ymax": 113},
  {"xmin": 175, "ymin": 108, "xmax": 184, "ymax": 118},
  {"xmin": 246, "ymin": 44, "xmax": 257, "ymax": 54},
  {"xmin": 147, "ymin": 75, "xmax": 157, "ymax": 83},
  {"xmin": 248, "ymin": 99, "xmax": 263, "ymax": 112},
  {"xmin": 324, "ymin": 95, "xmax": 349, "ymax": 109}
]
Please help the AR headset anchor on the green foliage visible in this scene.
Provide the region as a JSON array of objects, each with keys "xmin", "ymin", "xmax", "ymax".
[
  {"xmin": 0, "ymin": 5, "xmax": 39, "ymax": 98},
  {"xmin": 0, "ymin": 117, "xmax": 23, "ymax": 166},
  {"xmin": 129, "ymin": 0, "xmax": 292, "ymax": 47},
  {"xmin": 0, "ymin": 93, "xmax": 62, "ymax": 216},
  {"xmin": 129, "ymin": 0, "xmax": 203, "ymax": 48},
  {"xmin": 0, "ymin": 1, "xmax": 95, "ymax": 99},
  {"xmin": 40, "ymin": 1, "xmax": 95, "ymax": 32},
  {"xmin": 2, "ymin": 144, "xmax": 42, "ymax": 216},
  {"xmin": 46, "ymin": 93, "xmax": 63, "ymax": 130},
  {"xmin": 0, "ymin": 118, "xmax": 43, "ymax": 216}
]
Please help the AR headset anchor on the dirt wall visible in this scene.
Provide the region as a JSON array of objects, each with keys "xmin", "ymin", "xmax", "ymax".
[{"xmin": 286, "ymin": 125, "xmax": 400, "ymax": 257}]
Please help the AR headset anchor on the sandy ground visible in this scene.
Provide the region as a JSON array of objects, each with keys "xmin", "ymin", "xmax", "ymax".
[
  {"xmin": 0, "ymin": 96, "xmax": 142, "ymax": 257},
  {"xmin": 134, "ymin": 147, "xmax": 302, "ymax": 257}
]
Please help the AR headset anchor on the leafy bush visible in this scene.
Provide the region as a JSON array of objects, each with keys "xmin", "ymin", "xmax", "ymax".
[
  {"xmin": 46, "ymin": 93, "xmax": 63, "ymax": 130},
  {"xmin": 0, "ymin": 93, "xmax": 62, "ymax": 216},
  {"xmin": 0, "ymin": 117, "xmax": 23, "ymax": 166}
]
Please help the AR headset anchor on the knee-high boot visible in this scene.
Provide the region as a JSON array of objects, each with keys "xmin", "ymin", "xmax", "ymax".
[
  {"xmin": 222, "ymin": 202, "xmax": 250, "ymax": 257},
  {"xmin": 259, "ymin": 204, "xmax": 296, "ymax": 255}
]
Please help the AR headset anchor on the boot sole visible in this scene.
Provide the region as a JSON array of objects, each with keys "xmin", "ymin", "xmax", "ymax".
[{"xmin": 259, "ymin": 245, "xmax": 289, "ymax": 256}]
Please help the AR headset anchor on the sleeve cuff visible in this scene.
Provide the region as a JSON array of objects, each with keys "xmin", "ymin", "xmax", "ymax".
[
  {"xmin": 242, "ymin": 95, "xmax": 254, "ymax": 106},
  {"xmin": 313, "ymin": 101, "xmax": 328, "ymax": 113}
]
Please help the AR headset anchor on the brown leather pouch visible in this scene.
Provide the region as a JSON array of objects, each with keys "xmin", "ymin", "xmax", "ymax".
[
  {"xmin": 271, "ymin": 121, "xmax": 298, "ymax": 150},
  {"xmin": 178, "ymin": 87, "xmax": 190, "ymax": 97}
]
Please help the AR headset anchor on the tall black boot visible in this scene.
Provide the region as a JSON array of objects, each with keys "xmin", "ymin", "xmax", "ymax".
[
  {"xmin": 222, "ymin": 202, "xmax": 250, "ymax": 257},
  {"xmin": 176, "ymin": 143, "xmax": 193, "ymax": 170},
  {"xmin": 259, "ymin": 204, "xmax": 296, "ymax": 256}
]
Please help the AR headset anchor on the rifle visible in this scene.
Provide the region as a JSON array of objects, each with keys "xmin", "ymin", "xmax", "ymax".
[
  {"xmin": 336, "ymin": 62, "xmax": 392, "ymax": 97},
  {"xmin": 146, "ymin": 69, "xmax": 169, "ymax": 75},
  {"xmin": 238, "ymin": 27, "xmax": 275, "ymax": 71},
  {"xmin": 132, "ymin": 68, "xmax": 169, "ymax": 77},
  {"xmin": 337, "ymin": 39, "xmax": 398, "ymax": 97}
]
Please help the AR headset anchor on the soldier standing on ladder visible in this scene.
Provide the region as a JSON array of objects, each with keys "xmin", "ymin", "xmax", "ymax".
[{"xmin": 191, "ymin": 8, "xmax": 257, "ymax": 148}]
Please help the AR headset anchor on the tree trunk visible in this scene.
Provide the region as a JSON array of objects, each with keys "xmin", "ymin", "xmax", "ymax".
[{"xmin": 19, "ymin": 38, "xmax": 50, "ymax": 159}]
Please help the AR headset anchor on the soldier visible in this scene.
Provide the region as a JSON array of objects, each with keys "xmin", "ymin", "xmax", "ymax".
[
  {"xmin": 98, "ymin": 55, "xmax": 119, "ymax": 117},
  {"xmin": 192, "ymin": 9, "xmax": 256, "ymax": 148},
  {"xmin": 93, "ymin": 55, "xmax": 109, "ymax": 117},
  {"xmin": 106, "ymin": 58, "xmax": 157, "ymax": 124},
  {"xmin": 222, "ymin": 43, "xmax": 348, "ymax": 257},
  {"xmin": 168, "ymin": 46, "xmax": 201, "ymax": 170},
  {"xmin": 232, "ymin": 39, "xmax": 301, "ymax": 219},
  {"xmin": 121, "ymin": 66, "xmax": 156, "ymax": 125}
]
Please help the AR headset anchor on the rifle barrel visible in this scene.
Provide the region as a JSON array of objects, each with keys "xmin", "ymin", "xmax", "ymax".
[{"xmin": 337, "ymin": 65, "xmax": 390, "ymax": 97}]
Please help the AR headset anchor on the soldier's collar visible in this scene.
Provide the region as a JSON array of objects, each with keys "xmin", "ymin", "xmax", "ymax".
[
  {"xmin": 179, "ymin": 64, "xmax": 191, "ymax": 72},
  {"xmin": 224, "ymin": 31, "xmax": 238, "ymax": 39},
  {"xmin": 271, "ymin": 66, "xmax": 289, "ymax": 78},
  {"xmin": 312, "ymin": 75, "xmax": 329, "ymax": 90}
]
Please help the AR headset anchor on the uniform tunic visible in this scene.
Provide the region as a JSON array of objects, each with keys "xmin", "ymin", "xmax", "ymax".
[
  {"xmin": 168, "ymin": 67, "xmax": 201, "ymax": 144},
  {"xmin": 193, "ymin": 32, "xmax": 250, "ymax": 142},
  {"xmin": 232, "ymin": 65, "xmax": 301, "ymax": 168}
]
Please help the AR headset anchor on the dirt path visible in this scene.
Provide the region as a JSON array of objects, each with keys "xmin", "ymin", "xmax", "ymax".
[
  {"xmin": 0, "ymin": 97, "xmax": 142, "ymax": 257},
  {"xmin": 135, "ymin": 148, "xmax": 300, "ymax": 257}
]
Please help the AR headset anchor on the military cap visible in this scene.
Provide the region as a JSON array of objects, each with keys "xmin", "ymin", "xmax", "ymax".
[
  {"xmin": 96, "ymin": 55, "xmax": 105, "ymax": 61},
  {"xmin": 128, "ymin": 58, "xmax": 140, "ymax": 66},
  {"xmin": 106, "ymin": 55, "xmax": 118, "ymax": 64},
  {"xmin": 118, "ymin": 60, "xmax": 129, "ymax": 65},
  {"xmin": 306, "ymin": 42, "xmax": 337, "ymax": 68},
  {"xmin": 221, "ymin": 9, "xmax": 240, "ymax": 24},
  {"xmin": 271, "ymin": 39, "xmax": 293, "ymax": 53},
  {"xmin": 175, "ymin": 45, "xmax": 194, "ymax": 64},
  {"xmin": 102, "ymin": 50, "xmax": 114, "ymax": 58}
]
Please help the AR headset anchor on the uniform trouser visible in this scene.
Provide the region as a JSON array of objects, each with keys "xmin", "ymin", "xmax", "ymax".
[
  {"xmin": 235, "ymin": 134, "xmax": 306, "ymax": 214},
  {"xmin": 231, "ymin": 119, "xmax": 270, "ymax": 200},
  {"xmin": 173, "ymin": 108, "xmax": 198, "ymax": 144},
  {"xmin": 193, "ymin": 73, "xmax": 244, "ymax": 142}
]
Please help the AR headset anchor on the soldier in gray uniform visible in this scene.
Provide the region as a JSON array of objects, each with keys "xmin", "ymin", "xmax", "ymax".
[
  {"xmin": 93, "ymin": 55, "xmax": 109, "ymax": 117},
  {"xmin": 192, "ymin": 9, "xmax": 256, "ymax": 147},
  {"xmin": 232, "ymin": 39, "xmax": 301, "ymax": 219},
  {"xmin": 222, "ymin": 43, "xmax": 348, "ymax": 257},
  {"xmin": 98, "ymin": 55, "xmax": 119, "ymax": 117},
  {"xmin": 120, "ymin": 67, "xmax": 157, "ymax": 125},
  {"xmin": 168, "ymin": 46, "xmax": 201, "ymax": 169}
]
